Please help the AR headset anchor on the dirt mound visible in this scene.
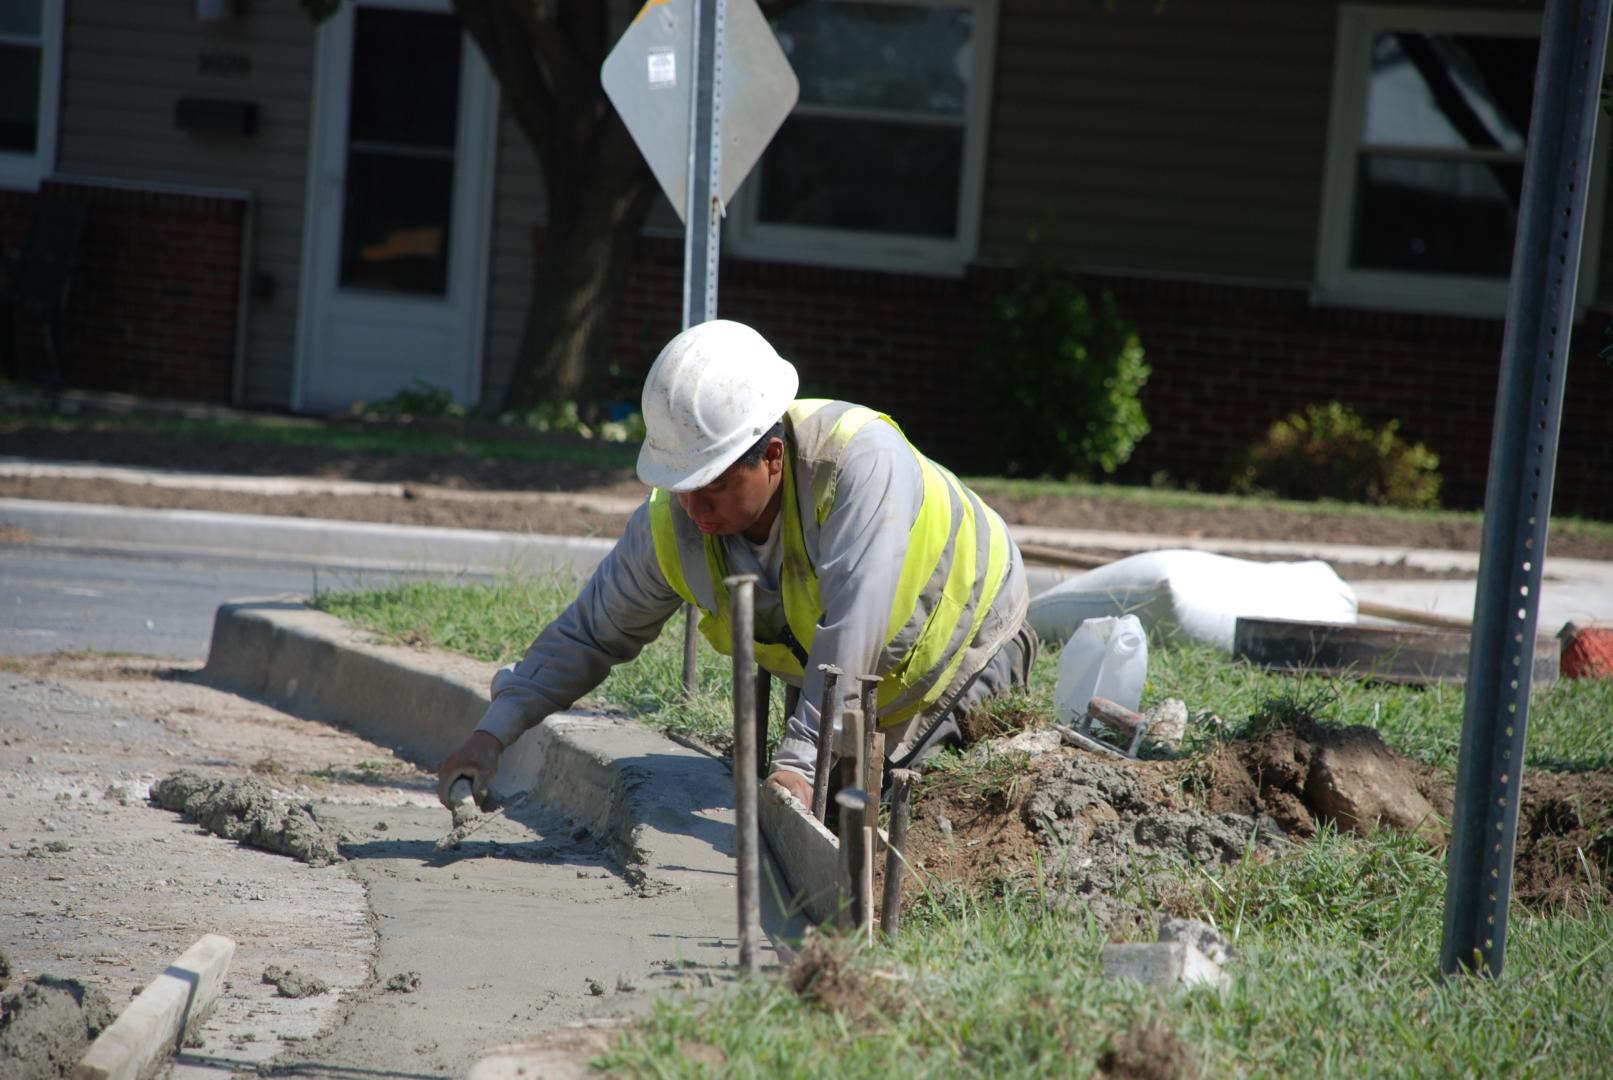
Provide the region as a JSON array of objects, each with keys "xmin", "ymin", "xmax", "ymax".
[
  {"xmin": 1197, "ymin": 721, "xmax": 1447, "ymax": 839},
  {"xmin": 151, "ymin": 770, "xmax": 344, "ymax": 866},
  {"xmin": 1098, "ymin": 1021, "xmax": 1197, "ymax": 1080},
  {"xmin": 906, "ymin": 725, "xmax": 1613, "ymax": 922},
  {"xmin": 0, "ymin": 947, "xmax": 115, "ymax": 1080}
]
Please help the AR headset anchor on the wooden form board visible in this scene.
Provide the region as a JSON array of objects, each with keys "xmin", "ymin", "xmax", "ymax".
[{"xmin": 1233, "ymin": 617, "xmax": 1560, "ymax": 686}]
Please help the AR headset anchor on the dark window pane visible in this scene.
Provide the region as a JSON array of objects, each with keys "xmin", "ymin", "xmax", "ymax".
[
  {"xmin": 1364, "ymin": 32, "xmax": 1536, "ymax": 151},
  {"xmin": 1350, "ymin": 154, "xmax": 1522, "ymax": 276},
  {"xmin": 349, "ymin": 8, "xmax": 460, "ymax": 149},
  {"xmin": 0, "ymin": 44, "xmax": 40, "ymax": 152},
  {"xmin": 758, "ymin": 115, "xmax": 962, "ymax": 236},
  {"xmin": 0, "ymin": 0, "xmax": 43, "ymax": 36},
  {"xmin": 772, "ymin": 1, "xmax": 970, "ymax": 116},
  {"xmin": 340, "ymin": 151, "xmax": 454, "ymax": 294}
]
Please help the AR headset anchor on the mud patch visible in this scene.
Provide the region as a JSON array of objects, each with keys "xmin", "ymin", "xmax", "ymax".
[
  {"xmin": 0, "ymin": 948, "xmax": 115, "ymax": 1080},
  {"xmin": 151, "ymin": 770, "xmax": 344, "ymax": 866},
  {"xmin": 1097, "ymin": 1021, "xmax": 1197, "ymax": 1080},
  {"xmin": 787, "ymin": 933, "xmax": 898, "ymax": 1028}
]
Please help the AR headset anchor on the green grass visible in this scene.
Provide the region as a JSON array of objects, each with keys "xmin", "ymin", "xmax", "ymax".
[
  {"xmin": 312, "ymin": 570, "xmax": 1613, "ymax": 774},
  {"xmin": 314, "ymin": 573, "xmax": 1613, "ymax": 1077},
  {"xmin": 0, "ymin": 410, "xmax": 639, "ymax": 468}
]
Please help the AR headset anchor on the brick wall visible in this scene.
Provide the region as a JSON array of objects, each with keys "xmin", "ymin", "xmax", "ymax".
[
  {"xmin": 1, "ymin": 181, "xmax": 244, "ymax": 402},
  {"xmin": 607, "ymin": 235, "xmax": 1613, "ymax": 520}
]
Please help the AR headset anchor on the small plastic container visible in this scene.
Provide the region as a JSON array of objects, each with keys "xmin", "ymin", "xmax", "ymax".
[{"xmin": 1054, "ymin": 614, "xmax": 1148, "ymax": 725}]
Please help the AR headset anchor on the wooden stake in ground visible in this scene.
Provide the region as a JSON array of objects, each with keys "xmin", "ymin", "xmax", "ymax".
[{"xmin": 881, "ymin": 769, "xmax": 917, "ymax": 938}]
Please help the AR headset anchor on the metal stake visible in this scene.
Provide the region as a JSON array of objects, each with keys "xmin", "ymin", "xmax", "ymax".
[
  {"xmin": 755, "ymin": 666, "xmax": 772, "ymax": 780},
  {"xmin": 856, "ymin": 673, "xmax": 882, "ymax": 823},
  {"xmin": 725, "ymin": 573, "xmax": 761, "ymax": 974},
  {"xmin": 677, "ymin": 0, "xmax": 728, "ymax": 697},
  {"xmin": 881, "ymin": 769, "xmax": 917, "ymax": 938},
  {"xmin": 810, "ymin": 664, "xmax": 843, "ymax": 821},
  {"xmin": 1440, "ymin": 0, "xmax": 1612, "ymax": 980},
  {"xmin": 835, "ymin": 788, "xmax": 872, "ymax": 933}
]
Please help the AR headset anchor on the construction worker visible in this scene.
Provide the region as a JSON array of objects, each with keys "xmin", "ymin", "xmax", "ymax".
[{"xmin": 436, "ymin": 319, "xmax": 1037, "ymax": 810}]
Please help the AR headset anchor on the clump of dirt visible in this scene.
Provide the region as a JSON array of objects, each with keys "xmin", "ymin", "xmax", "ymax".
[
  {"xmin": 1512, "ymin": 769, "xmax": 1613, "ymax": 909},
  {"xmin": 0, "ymin": 949, "xmax": 116, "ymax": 1080},
  {"xmin": 151, "ymin": 770, "xmax": 344, "ymax": 866},
  {"xmin": 262, "ymin": 965, "xmax": 329, "ymax": 999},
  {"xmin": 1196, "ymin": 721, "xmax": 1447, "ymax": 840},
  {"xmin": 1097, "ymin": 1021, "xmax": 1197, "ymax": 1080},
  {"xmin": 1024, "ymin": 756, "xmax": 1289, "ymax": 929},
  {"xmin": 787, "ymin": 933, "xmax": 898, "ymax": 1027}
]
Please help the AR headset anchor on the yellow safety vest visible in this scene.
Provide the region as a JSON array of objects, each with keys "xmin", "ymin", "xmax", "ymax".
[{"xmin": 647, "ymin": 399, "xmax": 1011, "ymax": 728}]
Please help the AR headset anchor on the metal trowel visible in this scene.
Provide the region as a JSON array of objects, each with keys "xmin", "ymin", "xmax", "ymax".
[{"xmin": 435, "ymin": 778, "xmax": 528, "ymax": 852}]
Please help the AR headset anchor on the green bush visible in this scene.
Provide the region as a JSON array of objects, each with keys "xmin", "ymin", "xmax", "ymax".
[
  {"xmin": 353, "ymin": 379, "xmax": 465, "ymax": 418},
  {"xmin": 982, "ymin": 255, "xmax": 1151, "ymax": 478},
  {"xmin": 1234, "ymin": 401, "xmax": 1442, "ymax": 509}
]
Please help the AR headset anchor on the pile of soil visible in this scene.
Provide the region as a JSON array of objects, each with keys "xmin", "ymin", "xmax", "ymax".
[
  {"xmin": 0, "ymin": 947, "xmax": 115, "ymax": 1080},
  {"xmin": 903, "ymin": 723, "xmax": 1613, "ymax": 927},
  {"xmin": 150, "ymin": 769, "xmax": 345, "ymax": 866}
]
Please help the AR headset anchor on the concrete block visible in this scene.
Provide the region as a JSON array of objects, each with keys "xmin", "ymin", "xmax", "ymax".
[
  {"xmin": 75, "ymin": 933, "xmax": 235, "ymax": 1080},
  {"xmin": 1100, "ymin": 941, "xmax": 1227, "ymax": 990}
]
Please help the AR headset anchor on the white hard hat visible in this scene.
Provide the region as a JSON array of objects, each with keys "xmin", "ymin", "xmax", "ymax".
[{"xmin": 636, "ymin": 320, "xmax": 799, "ymax": 491}]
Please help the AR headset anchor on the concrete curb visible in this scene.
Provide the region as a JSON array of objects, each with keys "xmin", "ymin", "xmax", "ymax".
[
  {"xmin": 74, "ymin": 934, "xmax": 235, "ymax": 1080},
  {"xmin": 198, "ymin": 602, "xmax": 782, "ymax": 901},
  {"xmin": 2, "ymin": 499, "xmax": 616, "ymax": 576}
]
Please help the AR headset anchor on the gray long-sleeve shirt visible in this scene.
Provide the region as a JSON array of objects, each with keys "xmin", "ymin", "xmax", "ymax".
[{"xmin": 475, "ymin": 419, "xmax": 1021, "ymax": 782}]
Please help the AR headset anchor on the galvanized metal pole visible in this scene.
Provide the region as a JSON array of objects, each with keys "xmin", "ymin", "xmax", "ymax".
[
  {"xmin": 678, "ymin": 0, "xmax": 727, "ymax": 697},
  {"xmin": 726, "ymin": 574, "xmax": 761, "ymax": 974},
  {"xmin": 1440, "ymin": 0, "xmax": 1611, "ymax": 979}
]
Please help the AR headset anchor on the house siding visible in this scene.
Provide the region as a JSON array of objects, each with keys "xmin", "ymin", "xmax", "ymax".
[{"xmin": 54, "ymin": 0, "xmax": 316, "ymax": 405}]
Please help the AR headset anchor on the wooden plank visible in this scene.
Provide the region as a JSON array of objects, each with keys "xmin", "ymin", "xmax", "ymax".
[
  {"xmin": 74, "ymin": 933, "xmax": 235, "ymax": 1080},
  {"xmin": 1234, "ymin": 617, "xmax": 1560, "ymax": 687},
  {"xmin": 758, "ymin": 785, "xmax": 844, "ymax": 926}
]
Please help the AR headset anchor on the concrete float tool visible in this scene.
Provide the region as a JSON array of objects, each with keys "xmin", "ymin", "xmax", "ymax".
[
  {"xmin": 436, "ymin": 778, "xmax": 528, "ymax": 852},
  {"xmin": 1056, "ymin": 696, "xmax": 1149, "ymax": 760}
]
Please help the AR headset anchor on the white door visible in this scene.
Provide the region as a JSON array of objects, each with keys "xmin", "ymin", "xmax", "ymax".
[{"xmin": 295, "ymin": 0, "xmax": 496, "ymax": 411}]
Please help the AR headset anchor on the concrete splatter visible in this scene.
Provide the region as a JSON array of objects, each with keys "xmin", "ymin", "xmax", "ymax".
[{"xmin": 150, "ymin": 770, "xmax": 344, "ymax": 866}]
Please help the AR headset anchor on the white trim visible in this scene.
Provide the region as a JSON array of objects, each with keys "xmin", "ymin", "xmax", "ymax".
[
  {"xmin": 1312, "ymin": 4, "xmax": 1608, "ymax": 318},
  {"xmin": 0, "ymin": 0, "xmax": 64, "ymax": 191},
  {"xmin": 292, "ymin": 0, "xmax": 497, "ymax": 412},
  {"xmin": 726, "ymin": 0, "xmax": 997, "ymax": 277}
]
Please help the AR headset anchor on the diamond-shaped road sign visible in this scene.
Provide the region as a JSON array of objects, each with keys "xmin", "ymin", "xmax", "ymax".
[{"xmin": 602, "ymin": 0, "xmax": 799, "ymax": 222}]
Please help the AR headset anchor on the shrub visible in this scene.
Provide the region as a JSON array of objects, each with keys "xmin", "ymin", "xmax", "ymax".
[
  {"xmin": 982, "ymin": 255, "xmax": 1151, "ymax": 478},
  {"xmin": 1234, "ymin": 401, "xmax": 1442, "ymax": 509},
  {"xmin": 354, "ymin": 379, "xmax": 465, "ymax": 418}
]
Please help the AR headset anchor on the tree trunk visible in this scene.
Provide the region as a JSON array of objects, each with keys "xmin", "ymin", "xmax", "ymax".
[{"xmin": 501, "ymin": 151, "xmax": 659, "ymax": 418}]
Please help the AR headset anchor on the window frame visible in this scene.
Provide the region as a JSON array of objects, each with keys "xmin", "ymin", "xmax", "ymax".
[
  {"xmin": 0, "ymin": 0, "xmax": 64, "ymax": 192},
  {"xmin": 725, "ymin": 0, "xmax": 997, "ymax": 278},
  {"xmin": 1313, "ymin": 4, "xmax": 1606, "ymax": 317}
]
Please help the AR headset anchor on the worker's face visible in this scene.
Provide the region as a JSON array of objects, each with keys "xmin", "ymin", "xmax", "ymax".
[{"xmin": 677, "ymin": 438, "xmax": 785, "ymax": 539}]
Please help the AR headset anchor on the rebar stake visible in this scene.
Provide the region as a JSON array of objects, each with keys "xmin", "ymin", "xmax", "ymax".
[
  {"xmin": 856, "ymin": 673, "xmax": 882, "ymax": 824},
  {"xmin": 754, "ymin": 666, "xmax": 772, "ymax": 781},
  {"xmin": 835, "ymin": 787, "xmax": 872, "ymax": 934},
  {"xmin": 725, "ymin": 574, "xmax": 761, "ymax": 974},
  {"xmin": 810, "ymin": 664, "xmax": 843, "ymax": 821},
  {"xmin": 881, "ymin": 769, "xmax": 917, "ymax": 938}
]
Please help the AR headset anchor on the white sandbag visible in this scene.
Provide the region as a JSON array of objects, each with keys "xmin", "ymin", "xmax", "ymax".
[{"xmin": 1028, "ymin": 549, "xmax": 1357, "ymax": 652}]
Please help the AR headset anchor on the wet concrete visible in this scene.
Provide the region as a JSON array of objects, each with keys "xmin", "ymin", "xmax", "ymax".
[{"xmin": 151, "ymin": 770, "xmax": 345, "ymax": 866}]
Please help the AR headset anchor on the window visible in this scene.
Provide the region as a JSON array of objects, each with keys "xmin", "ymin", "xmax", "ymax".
[
  {"xmin": 0, "ymin": 0, "xmax": 63, "ymax": 190},
  {"xmin": 728, "ymin": 0, "xmax": 996, "ymax": 276},
  {"xmin": 1314, "ymin": 6, "xmax": 1602, "ymax": 316}
]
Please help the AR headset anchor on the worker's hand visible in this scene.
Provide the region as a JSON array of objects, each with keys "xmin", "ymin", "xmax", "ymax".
[
  {"xmin": 436, "ymin": 730, "xmax": 504, "ymax": 810},
  {"xmin": 765, "ymin": 770, "xmax": 813, "ymax": 807}
]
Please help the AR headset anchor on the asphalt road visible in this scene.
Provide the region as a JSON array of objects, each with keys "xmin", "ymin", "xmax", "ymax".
[{"xmin": 0, "ymin": 543, "xmax": 473, "ymax": 660}]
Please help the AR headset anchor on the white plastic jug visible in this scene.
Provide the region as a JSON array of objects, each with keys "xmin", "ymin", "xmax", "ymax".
[{"xmin": 1054, "ymin": 614, "xmax": 1148, "ymax": 725}]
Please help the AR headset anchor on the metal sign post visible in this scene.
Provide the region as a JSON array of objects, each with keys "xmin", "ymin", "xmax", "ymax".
[
  {"xmin": 1440, "ymin": 0, "xmax": 1611, "ymax": 978},
  {"xmin": 602, "ymin": 0, "xmax": 798, "ymax": 696}
]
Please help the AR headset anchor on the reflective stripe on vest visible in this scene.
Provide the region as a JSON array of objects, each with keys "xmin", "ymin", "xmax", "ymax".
[{"xmin": 648, "ymin": 399, "xmax": 1011, "ymax": 727}]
